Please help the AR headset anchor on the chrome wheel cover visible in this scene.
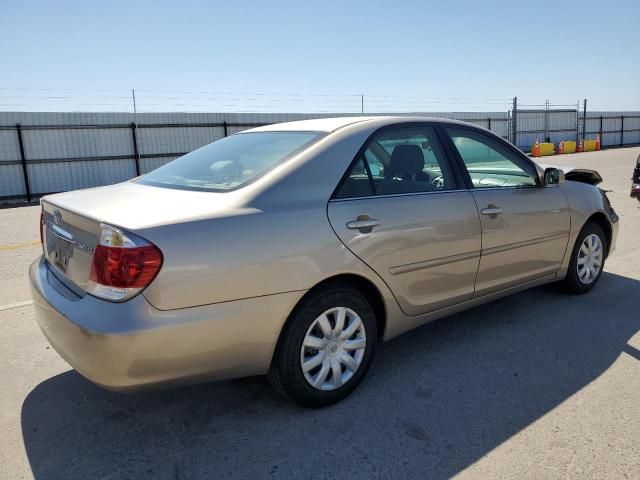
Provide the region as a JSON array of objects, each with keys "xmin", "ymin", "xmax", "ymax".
[
  {"xmin": 300, "ymin": 307, "xmax": 366, "ymax": 391},
  {"xmin": 577, "ymin": 233, "xmax": 603, "ymax": 285}
]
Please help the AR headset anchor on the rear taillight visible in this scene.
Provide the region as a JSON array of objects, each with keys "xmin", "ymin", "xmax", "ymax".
[{"xmin": 87, "ymin": 223, "xmax": 163, "ymax": 302}]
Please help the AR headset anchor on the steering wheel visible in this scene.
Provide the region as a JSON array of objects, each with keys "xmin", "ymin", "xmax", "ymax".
[{"xmin": 432, "ymin": 175, "xmax": 444, "ymax": 189}]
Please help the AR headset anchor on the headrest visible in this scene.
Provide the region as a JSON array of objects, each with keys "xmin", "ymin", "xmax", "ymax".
[{"xmin": 388, "ymin": 145, "xmax": 424, "ymax": 178}]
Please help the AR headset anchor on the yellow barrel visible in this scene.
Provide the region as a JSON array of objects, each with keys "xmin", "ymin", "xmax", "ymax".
[
  {"xmin": 563, "ymin": 141, "xmax": 576, "ymax": 154},
  {"xmin": 540, "ymin": 143, "xmax": 555, "ymax": 156},
  {"xmin": 584, "ymin": 140, "xmax": 597, "ymax": 152}
]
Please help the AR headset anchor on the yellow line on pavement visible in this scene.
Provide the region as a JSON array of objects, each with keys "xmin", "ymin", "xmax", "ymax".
[{"xmin": 0, "ymin": 240, "xmax": 40, "ymax": 251}]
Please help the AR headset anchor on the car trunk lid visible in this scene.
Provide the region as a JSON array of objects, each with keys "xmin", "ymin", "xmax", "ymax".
[
  {"xmin": 42, "ymin": 201, "xmax": 101, "ymax": 296},
  {"xmin": 40, "ymin": 180, "xmax": 248, "ymax": 295}
]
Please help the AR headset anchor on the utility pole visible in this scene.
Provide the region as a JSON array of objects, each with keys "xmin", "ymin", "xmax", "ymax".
[
  {"xmin": 131, "ymin": 89, "xmax": 137, "ymax": 116},
  {"xmin": 361, "ymin": 94, "xmax": 364, "ymax": 115}
]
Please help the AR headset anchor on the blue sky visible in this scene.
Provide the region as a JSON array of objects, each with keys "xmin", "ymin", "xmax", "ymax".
[{"xmin": 1, "ymin": 0, "xmax": 639, "ymax": 112}]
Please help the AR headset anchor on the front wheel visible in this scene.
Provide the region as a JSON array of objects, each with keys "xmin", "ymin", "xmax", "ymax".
[
  {"xmin": 268, "ymin": 284, "xmax": 377, "ymax": 408},
  {"xmin": 560, "ymin": 222, "xmax": 607, "ymax": 294}
]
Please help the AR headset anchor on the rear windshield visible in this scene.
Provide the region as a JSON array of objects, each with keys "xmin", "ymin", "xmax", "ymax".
[{"xmin": 137, "ymin": 131, "xmax": 323, "ymax": 191}]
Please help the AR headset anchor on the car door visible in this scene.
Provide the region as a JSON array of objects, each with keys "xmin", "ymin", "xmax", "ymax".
[
  {"xmin": 442, "ymin": 125, "xmax": 571, "ymax": 296},
  {"xmin": 327, "ymin": 124, "xmax": 482, "ymax": 316}
]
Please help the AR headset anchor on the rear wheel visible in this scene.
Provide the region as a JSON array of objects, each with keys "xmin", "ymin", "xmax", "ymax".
[
  {"xmin": 560, "ymin": 222, "xmax": 606, "ymax": 294},
  {"xmin": 268, "ymin": 284, "xmax": 377, "ymax": 408}
]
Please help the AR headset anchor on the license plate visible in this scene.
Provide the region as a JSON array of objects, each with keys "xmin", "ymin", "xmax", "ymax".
[{"xmin": 46, "ymin": 224, "xmax": 75, "ymax": 273}]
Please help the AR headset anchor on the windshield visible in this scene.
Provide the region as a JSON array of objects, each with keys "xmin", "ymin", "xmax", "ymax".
[{"xmin": 137, "ymin": 131, "xmax": 323, "ymax": 191}]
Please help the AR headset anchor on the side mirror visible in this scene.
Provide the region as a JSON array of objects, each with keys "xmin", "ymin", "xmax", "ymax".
[{"xmin": 543, "ymin": 167, "xmax": 565, "ymax": 185}]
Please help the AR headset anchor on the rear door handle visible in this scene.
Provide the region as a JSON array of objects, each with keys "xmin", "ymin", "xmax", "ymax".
[
  {"xmin": 347, "ymin": 219, "xmax": 380, "ymax": 229},
  {"xmin": 480, "ymin": 206, "xmax": 503, "ymax": 216},
  {"xmin": 346, "ymin": 216, "xmax": 380, "ymax": 233}
]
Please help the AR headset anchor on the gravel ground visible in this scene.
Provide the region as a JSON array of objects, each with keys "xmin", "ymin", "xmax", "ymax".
[{"xmin": 1, "ymin": 147, "xmax": 639, "ymax": 480}]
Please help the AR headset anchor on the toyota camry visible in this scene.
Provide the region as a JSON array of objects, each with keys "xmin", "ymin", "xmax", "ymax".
[{"xmin": 30, "ymin": 116, "xmax": 618, "ymax": 407}]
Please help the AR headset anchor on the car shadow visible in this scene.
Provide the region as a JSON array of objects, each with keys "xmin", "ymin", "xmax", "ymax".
[{"xmin": 21, "ymin": 272, "xmax": 640, "ymax": 479}]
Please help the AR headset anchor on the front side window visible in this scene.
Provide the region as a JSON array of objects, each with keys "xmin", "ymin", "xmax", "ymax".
[
  {"xmin": 138, "ymin": 131, "xmax": 323, "ymax": 191},
  {"xmin": 445, "ymin": 128, "xmax": 538, "ymax": 188},
  {"xmin": 335, "ymin": 126, "xmax": 455, "ymax": 198}
]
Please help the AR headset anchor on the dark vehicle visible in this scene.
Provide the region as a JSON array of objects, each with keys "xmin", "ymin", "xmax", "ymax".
[{"xmin": 631, "ymin": 154, "xmax": 640, "ymax": 200}]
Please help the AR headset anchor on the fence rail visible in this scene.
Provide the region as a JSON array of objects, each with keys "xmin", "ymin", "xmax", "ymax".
[
  {"xmin": 0, "ymin": 120, "xmax": 275, "ymax": 201},
  {"xmin": 0, "ymin": 108, "xmax": 638, "ymax": 202}
]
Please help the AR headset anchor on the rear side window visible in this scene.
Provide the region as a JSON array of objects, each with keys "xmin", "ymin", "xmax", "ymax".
[
  {"xmin": 138, "ymin": 131, "xmax": 323, "ymax": 192},
  {"xmin": 334, "ymin": 126, "xmax": 455, "ymax": 198}
]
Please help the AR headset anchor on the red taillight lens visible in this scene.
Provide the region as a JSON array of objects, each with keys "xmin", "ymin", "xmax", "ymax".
[
  {"xmin": 87, "ymin": 224, "xmax": 163, "ymax": 302},
  {"xmin": 90, "ymin": 244, "xmax": 162, "ymax": 288}
]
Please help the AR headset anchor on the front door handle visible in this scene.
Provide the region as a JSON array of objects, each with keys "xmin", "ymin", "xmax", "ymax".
[
  {"xmin": 480, "ymin": 205, "xmax": 503, "ymax": 216},
  {"xmin": 346, "ymin": 215, "xmax": 380, "ymax": 233}
]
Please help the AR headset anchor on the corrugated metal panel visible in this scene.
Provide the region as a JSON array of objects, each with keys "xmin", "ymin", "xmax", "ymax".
[
  {"xmin": 22, "ymin": 127, "xmax": 133, "ymax": 160},
  {"xmin": 549, "ymin": 111, "xmax": 578, "ymax": 146},
  {"xmin": 0, "ymin": 130, "xmax": 20, "ymax": 162},
  {"xmin": 0, "ymin": 111, "xmax": 135, "ymax": 126},
  {"xmin": 138, "ymin": 126, "xmax": 223, "ymax": 155},
  {"xmin": 516, "ymin": 111, "xmax": 545, "ymax": 149},
  {"xmin": 1, "ymin": 110, "xmax": 638, "ymax": 201},
  {"xmin": 623, "ymin": 115, "xmax": 640, "ymax": 130},
  {"xmin": 623, "ymin": 115, "xmax": 640, "ymax": 145},
  {"xmin": 0, "ymin": 164, "xmax": 26, "ymax": 196},
  {"xmin": 27, "ymin": 159, "xmax": 136, "ymax": 194},
  {"xmin": 513, "ymin": 110, "xmax": 584, "ymax": 149},
  {"xmin": 585, "ymin": 111, "xmax": 640, "ymax": 145},
  {"xmin": 601, "ymin": 133, "xmax": 618, "ymax": 147},
  {"xmin": 140, "ymin": 155, "xmax": 181, "ymax": 174},
  {"xmin": 602, "ymin": 116, "xmax": 623, "ymax": 147},
  {"xmin": 625, "ymin": 131, "xmax": 640, "ymax": 145},
  {"xmin": 584, "ymin": 116, "xmax": 602, "ymax": 137}
]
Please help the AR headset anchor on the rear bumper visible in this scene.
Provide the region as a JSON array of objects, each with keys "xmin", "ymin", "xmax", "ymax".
[{"xmin": 29, "ymin": 256, "xmax": 304, "ymax": 390}]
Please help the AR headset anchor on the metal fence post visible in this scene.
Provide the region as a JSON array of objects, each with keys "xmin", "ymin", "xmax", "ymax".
[
  {"xmin": 575, "ymin": 101, "xmax": 580, "ymax": 143},
  {"xmin": 487, "ymin": 117, "xmax": 491, "ymax": 131},
  {"xmin": 512, "ymin": 97, "xmax": 517, "ymax": 147},
  {"xmin": 620, "ymin": 115, "xmax": 624, "ymax": 146},
  {"xmin": 130, "ymin": 122, "xmax": 141, "ymax": 176},
  {"xmin": 223, "ymin": 121, "xmax": 228, "ymax": 137},
  {"xmin": 599, "ymin": 115, "xmax": 603, "ymax": 143},
  {"xmin": 582, "ymin": 99, "xmax": 587, "ymax": 140},
  {"xmin": 16, "ymin": 123, "xmax": 32, "ymax": 202},
  {"xmin": 544, "ymin": 100, "xmax": 549, "ymax": 142}
]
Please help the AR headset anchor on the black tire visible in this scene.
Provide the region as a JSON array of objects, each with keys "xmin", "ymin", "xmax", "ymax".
[
  {"xmin": 268, "ymin": 283, "xmax": 377, "ymax": 408},
  {"xmin": 560, "ymin": 222, "xmax": 607, "ymax": 294}
]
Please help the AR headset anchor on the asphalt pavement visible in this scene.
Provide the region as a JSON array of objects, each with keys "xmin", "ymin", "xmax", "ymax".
[{"xmin": 1, "ymin": 147, "xmax": 639, "ymax": 479}]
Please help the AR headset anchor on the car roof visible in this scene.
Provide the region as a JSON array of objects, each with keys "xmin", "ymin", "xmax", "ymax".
[
  {"xmin": 245, "ymin": 115, "xmax": 473, "ymax": 133},
  {"xmin": 246, "ymin": 116, "xmax": 377, "ymax": 133}
]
